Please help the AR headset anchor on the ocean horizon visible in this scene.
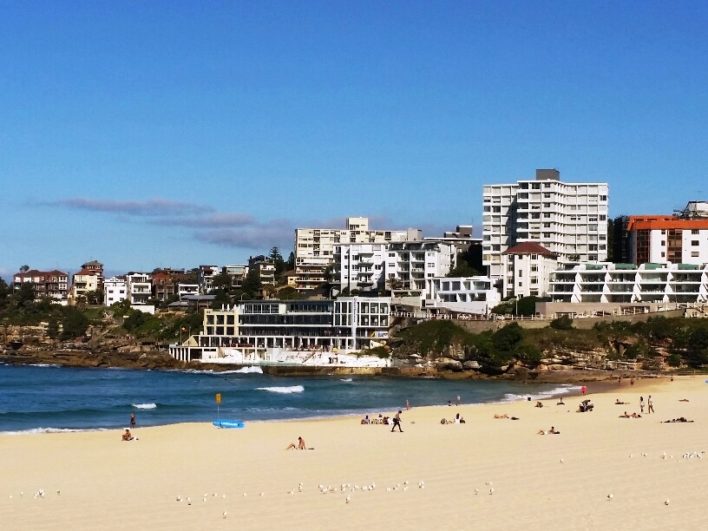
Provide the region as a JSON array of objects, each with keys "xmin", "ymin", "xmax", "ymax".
[{"xmin": 0, "ymin": 364, "xmax": 580, "ymax": 434}]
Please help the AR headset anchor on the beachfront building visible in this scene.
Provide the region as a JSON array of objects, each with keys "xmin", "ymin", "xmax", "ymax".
[
  {"xmin": 104, "ymin": 276, "xmax": 127, "ymax": 306},
  {"xmin": 294, "ymin": 216, "xmax": 422, "ymax": 292},
  {"xmin": 424, "ymin": 276, "xmax": 501, "ymax": 316},
  {"xmin": 385, "ymin": 241, "xmax": 456, "ymax": 294},
  {"xmin": 483, "ymin": 169, "xmax": 609, "ymax": 281},
  {"xmin": 169, "ymin": 297, "xmax": 392, "ymax": 364},
  {"xmin": 12, "ymin": 269, "xmax": 69, "ymax": 302},
  {"xmin": 500, "ymin": 242, "xmax": 558, "ymax": 298},
  {"xmin": 628, "ymin": 214, "xmax": 708, "ymax": 266},
  {"xmin": 547, "ymin": 262, "xmax": 708, "ymax": 304}
]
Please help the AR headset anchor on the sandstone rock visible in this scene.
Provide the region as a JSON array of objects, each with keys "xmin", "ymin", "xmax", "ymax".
[
  {"xmin": 436, "ymin": 358, "xmax": 463, "ymax": 371},
  {"xmin": 463, "ymin": 360, "xmax": 481, "ymax": 370}
]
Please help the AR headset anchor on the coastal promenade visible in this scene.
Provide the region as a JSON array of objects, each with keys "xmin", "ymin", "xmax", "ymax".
[{"xmin": 2, "ymin": 376, "xmax": 706, "ymax": 530}]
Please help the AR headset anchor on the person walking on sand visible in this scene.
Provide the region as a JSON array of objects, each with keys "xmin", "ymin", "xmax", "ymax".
[
  {"xmin": 130, "ymin": 413, "xmax": 136, "ymax": 428},
  {"xmin": 647, "ymin": 395, "xmax": 654, "ymax": 414},
  {"xmin": 391, "ymin": 410, "xmax": 403, "ymax": 433},
  {"xmin": 639, "ymin": 396, "xmax": 645, "ymax": 414}
]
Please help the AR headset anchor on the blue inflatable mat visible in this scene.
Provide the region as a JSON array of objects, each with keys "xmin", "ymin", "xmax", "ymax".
[{"xmin": 213, "ymin": 420, "xmax": 245, "ymax": 429}]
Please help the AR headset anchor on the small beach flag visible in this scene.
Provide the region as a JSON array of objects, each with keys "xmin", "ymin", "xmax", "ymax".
[{"xmin": 215, "ymin": 393, "xmax": 222, "ymax": 405}]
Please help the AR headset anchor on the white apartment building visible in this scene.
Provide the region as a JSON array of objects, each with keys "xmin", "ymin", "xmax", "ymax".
[
  {"xmin": 424, "ymin": 276, "xmax": 501, "ymax": 315},
  {"xmin": 104, "ymin": 276, "xmax": 127, "ymax": 306},
  {"xmin": 198, "ymin": 265, "xmax": 219, "ymax": 294},
  {"xmin": 177, "ymin": 283, "xmax": 200, "ymax": 300},
  {"xmin": 294, "ymin": 216, "xmax": 422, "ymax": 291},
  {"xmin": 483, "ymin": 169, "xmax": 608, "ymax": 280},
  {"xmin": 332, "ymin": 243, "xmax": 388, "ymax": 294},
  {"xmin": 331, "ymin": 241, "xmax": 457, "ymax": 296},
  {"xmin": 500, "ymin": 242, "xmax": 559, "ymax": 298},
  {"xmin": 548, "ymin": 262, "xmax": 708, "ymax": 304},
  {"xmin": 385, "ymin": 241, "xmax": 456, "ymax": 293},
  {"xmin": 125, "ymin": 273, "xmax": 152, "ymax": 305}
]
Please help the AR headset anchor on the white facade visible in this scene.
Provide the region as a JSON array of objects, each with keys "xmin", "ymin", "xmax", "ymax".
[
  {"xmin": 294, "ymin": 216, "xmax": 422, "ymax": 291},
  {"xmin": 500, "ymin": 245, "xmax": 558, "ymax": 298},
  {"xmin": 198, "ymin": 265, "xmax": 219, "ymax": 294},
  {"xmin": 424, "ymin": 276, "xmax": 501, "ymax": 315},
  {"xmin": 125, "ymin": 273, "xmax": 152, "ymax": 305},
  {"xmin": 483, "ymin": 169, "xmax": 609, "ymax": 280},
  {"xmin": 385, "ymin": 241, "xmax": 456, "ymax": 293},
  {"xmin": 177, "ymin": 283, "xmax": 200, "ymax": 300},
  {"xmin": 332, "ymin": 243, "xmax": 388, "ymax": 293},
  {"xmin": 549, "ymin": 262, "xmax": 708, "ymax": 304},
  {"xmin": 104, "ymin": 277, "xmax": 127, "ymax": 306}
]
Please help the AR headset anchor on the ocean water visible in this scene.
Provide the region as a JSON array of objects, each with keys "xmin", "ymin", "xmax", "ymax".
[{"xmin": 0, "ymin": 364, "xmax": 580, "ymax": 433}]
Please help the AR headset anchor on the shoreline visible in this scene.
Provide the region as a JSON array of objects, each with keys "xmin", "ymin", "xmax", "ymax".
[
  {"xmin": 1, "ymin": 375, "xmax": 661, "ymax": 436},
  {"xmin": 3, "ymin": 376, "xmax": 706, "ymax": 530}
]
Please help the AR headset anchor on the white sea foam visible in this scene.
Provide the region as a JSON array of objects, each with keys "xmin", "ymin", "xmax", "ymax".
[
  {"xmin": 132, "ymin": 402, "xmax": 157, "ymax": 409},
  {"xmin": 501, "ymin": 385, "xmax": 581, "ymax": 402},
  {"xmin": 29, "ymin": 363, "xmax": 61, "ymax": 368},
  {"xmin": 227, "ymin": 367, "xmax": 264, "ymax": 374},
  {"xmin": 256, "ymin": 385, "xmax": 304, "ymax": 394},
  {"xmin": 2, "ymin": 427, "xmax": 109, "ymax": 435},
  {"xmin": 339, "ymin": 378, "xmax": 353, "ymax": 382}
]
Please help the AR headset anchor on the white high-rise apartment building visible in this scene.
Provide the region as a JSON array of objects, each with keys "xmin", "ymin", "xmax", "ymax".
[
  {"xmin": 294, "ymin": 216, "xmax": 422, "ymax": 291},
  {"xmin": 483, "ymin": 169, "xmax": 609, "ymax": 280}
]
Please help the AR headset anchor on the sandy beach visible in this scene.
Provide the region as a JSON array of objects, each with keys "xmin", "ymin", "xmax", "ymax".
[{"xmin": 2, "ymin": 375, "xmax": 706, "ymax": 530}]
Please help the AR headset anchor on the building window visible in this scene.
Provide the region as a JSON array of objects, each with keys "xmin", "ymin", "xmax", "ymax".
[
  {"xmin": 691, "ymin": 251, "xmax": 699, "ymax": 257},
  {"xmin": 691, "ymin": 229, "xmax": 699, "ymax": 234},
  {"xmin": 692, "ymin": 240, "xmax": 699, "ymax": 246}
]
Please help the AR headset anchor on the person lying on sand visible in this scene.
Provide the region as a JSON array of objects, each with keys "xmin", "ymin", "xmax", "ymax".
[
  {"xmin": 662, "ymin": 417, "xmax": 694, "ymax": 423},
  {"xmin": 619, "ymin": 411, "xmax": 631, "ymax": 418},
  {"xmin": 548, "ymin": 426, "xmax": 560, "ymax": 434},
  {"xmin": 679, "ymin": 399, "xmax": 690, "ymax": 402},
  {"xmin": 494, "ymin": 414, "xmax": 510, "ymax": 419},
  {"xmin": 615, "ymin": 399, "xmax": 627, "ymax": 405},
  {"xmin": 122, "ymin": 428, "xmax": 134, "ymax": 441},
  {"xmin": 631, "ymin": 412, "xmax": 642, "ymax": 418},
  {"xmin": 286, "ymin": 436, "xmax": 309, "ymax": 450}
]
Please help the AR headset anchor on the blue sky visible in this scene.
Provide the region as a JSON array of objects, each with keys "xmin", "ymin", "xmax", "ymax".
[{"xmin": 1, "ymin": 1, "xmax": 707, "ymax": 279}]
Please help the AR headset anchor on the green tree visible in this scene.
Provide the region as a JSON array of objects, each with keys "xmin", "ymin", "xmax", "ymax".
[
  {"xmin": 15, "ymin": 282, "xmax": 36, "ymax": 306},
  {"xmin": 492, "ymin": 323, "xmax": 523, "ymax": 355},
  {"xmin": 270, "ymin": 246, "xmax": 286, "ymax": 277},
  {"xmin": 241, "ymin": 268, "xmax": 262, "ymax": 299},
  {"xmin": 61, "ymin": 308, "xmax": 89, "ymax": 339},
  {"xmin": 286, "ymin": 251, "xmax": 295, "ymax": 271},
  {"xmin": 0, "ymin": 277, "xmax": 10, "ymax": 310}
]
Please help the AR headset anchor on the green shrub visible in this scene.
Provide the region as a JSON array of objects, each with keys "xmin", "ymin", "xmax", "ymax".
[{"xmin": 550, "ymin": 315, "xmax": 573, "ymax": 330}]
